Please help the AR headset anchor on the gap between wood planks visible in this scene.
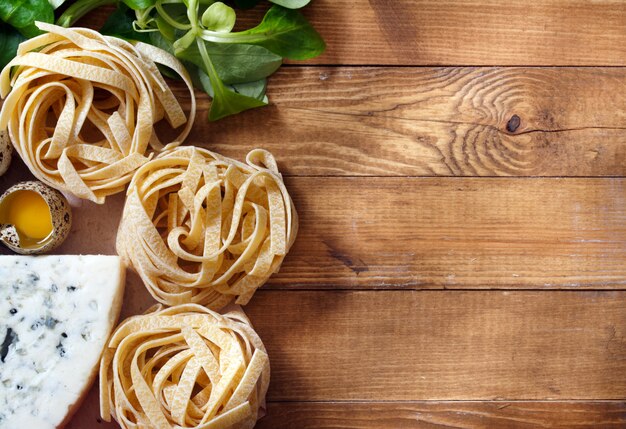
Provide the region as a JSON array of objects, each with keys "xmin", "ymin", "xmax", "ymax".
[
  {"xmin": 263, "ymin": 399, "xmax": 626, "ymax": 403},
  {"xmin": 255, "ymin": 400, "xmax": 626, "ymax": 428},
  {"xmin": 281, "ymin": 64, "xmax": 626, "ymax": 68},
  {"xmin": 280, "ymin": 175, "xmax": 626, "ymax": 179}
]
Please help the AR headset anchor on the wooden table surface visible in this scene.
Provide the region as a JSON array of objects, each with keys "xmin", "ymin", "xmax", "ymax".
[{"xmin": 3, "ymin": 0, "xmax": 624, "ymax": 427}]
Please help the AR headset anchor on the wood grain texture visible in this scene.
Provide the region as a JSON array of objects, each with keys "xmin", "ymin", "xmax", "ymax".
[
  {"xmin": 182, "ymin": 67, "xmax": 626, "ymax": 177},
  {"xmin": 82, "ymin": 1, "xmax": 626, "ymax": 66},
  {"xmin": 246, "ymin": 290, "xmax": 626, "ymax": 401},
  {"xmin": 270, "ymin": 177, "xmax": 626, "ymax": 290},
  {"xmin": 249, "ymin": 0, "xmax": 626, "ymax": 66},
  {"xmin": 68, "ymin": 399, "xmax": 626, "ymax": 428},
  {"xmin": 256, "ymin": 401, "xmax": 626, "ymax": 429},
  {"xmin": 1, "ymin": 164, "xmax": 624, "ymax": 290},
  {"xmin": 19, "ymin": 2, "xmax": 626, "ymax": 428}
]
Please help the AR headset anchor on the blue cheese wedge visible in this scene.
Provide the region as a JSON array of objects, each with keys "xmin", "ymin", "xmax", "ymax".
[{"xmin": 0, "ymin": 255, "xmax": 125, "ymax": 428}]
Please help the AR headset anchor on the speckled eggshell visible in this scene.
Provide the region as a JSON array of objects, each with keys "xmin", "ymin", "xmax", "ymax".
[
  {"xmin": 0, "ymin": 130, "xmax": 13, "ymax": 176},
  {"xmin": 0, "ymin": 181, "xmax": 72, "ymax": 254}
]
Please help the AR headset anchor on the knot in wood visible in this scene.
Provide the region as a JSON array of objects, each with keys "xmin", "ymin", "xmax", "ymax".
[{"xmin": 506, "ymin": 115, "xmax": 521, "ymax": 133}]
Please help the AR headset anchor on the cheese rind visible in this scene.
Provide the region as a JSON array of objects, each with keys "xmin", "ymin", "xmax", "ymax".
[{"xmin": 0, "ymin": 255, "xmax": 125, "ymax": 429}]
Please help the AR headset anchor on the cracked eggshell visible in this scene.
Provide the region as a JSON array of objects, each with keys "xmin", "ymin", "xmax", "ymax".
[
  {"xmin": 0, "ymin": 181, "xmax": 72, "ymax": 254},
  {"xmin": 0, "ymin": 130, "xmax": 12, "ymax": 176}
]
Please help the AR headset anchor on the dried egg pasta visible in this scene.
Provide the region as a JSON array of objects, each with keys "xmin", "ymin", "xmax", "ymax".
[
  {"xmin": 117, "ymin": 146, "xmax": 297, "ymax": 309},
  {"xmin": 100, "ymin": 304, "xmax": 270, "ymax": 429},
  {"xmin": 0, "ymin": 22, "xmax": 195, "ymax": 203}
]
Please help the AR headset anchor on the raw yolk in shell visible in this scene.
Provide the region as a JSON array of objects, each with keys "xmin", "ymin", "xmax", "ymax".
[{"xmin": 7, "ymin": 191, "xmax": 53, "ymax": 240}]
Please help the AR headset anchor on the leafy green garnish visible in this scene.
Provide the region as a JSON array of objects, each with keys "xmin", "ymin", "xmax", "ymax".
[
  {"xmin": 0, "ymin": 0, "xmax": 54, "ymax": 38},
  {"xmin": 57, "ymin": 0, "xmax": 116, "ymax": 27},
  {"xmin": 233, "ymin": 0, "xmax": 310, "ymax": 8},
  {"xmin": 199, "ymin": 5, "xmax": 324, "ymax": 60},
  {"xmin": 230, "ymin": 79, "xmax": 267, "ymax": 101},
  {"xmin": 48, "ymin": 0, "xmax": 68, "ymax": 9},
  {"xmin": 269, "ymin": 0, "xmax": 311, "ymax": 9},
  {"xmin": 193, "ymin": 38, "xmax": 267, "ymax": 121},
  {"xmin": 201, "ymin": 2, "xmax": 235, "ymax": 33},
  {"xmin": 0, "ymin": 23, "xmax": 25, "ymax": 69},
  {"xmin": 178, "ymin": 41, "xmax": 282, "ymax": 84},
  {"xmin": 193, "ymin": 68, "xmax": 267, "ymax": 102},
  {"xmin": 121, "ymin": 0, "xmax": 156, "ymax": 10},
  {"xmin": 8, "ymin": 0, "xmax": 324, "ymax": 122},
  {"xmin": 100, "ymin": 3, "xmax": 150, "ymax": 43},
  {"xmin": 134, "ymin": 0, "xmax": 324, "ymax": 120}
]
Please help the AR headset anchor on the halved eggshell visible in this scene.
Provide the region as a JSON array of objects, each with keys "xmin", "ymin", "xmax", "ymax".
[
  {"xmin": 0, "ymin": 130, "xmax": 12, "ymax": 176},
  {"xmin": 0, "ymin": 181, "xmax": 72, "ymax": 254}
]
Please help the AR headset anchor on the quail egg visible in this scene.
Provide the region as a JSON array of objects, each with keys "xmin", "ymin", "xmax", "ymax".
[
  {"xmin": 0, "ymin": 130, "xmax": 12, "ymax": 176},
  {"xmin": 0, "ymin": 181, "xmax": 72, "ymax": 254}
]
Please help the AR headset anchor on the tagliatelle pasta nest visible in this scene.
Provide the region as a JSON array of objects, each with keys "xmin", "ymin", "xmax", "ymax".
[
  {"xmin": 117, "ymin": 146, "xmax": 298, "ymax": 309},
  {"xmin": 0, "ymin": 22, "xmax": 195, "ymax": 203},
  {"xmin": 99, "ymin": 304, "xmax": 270, "ymax": 429}
]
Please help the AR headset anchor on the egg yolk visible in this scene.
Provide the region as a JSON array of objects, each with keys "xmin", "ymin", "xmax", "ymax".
[{"xmin": 7, "ymin": 191, "xmax": 53, "ymax": 240}]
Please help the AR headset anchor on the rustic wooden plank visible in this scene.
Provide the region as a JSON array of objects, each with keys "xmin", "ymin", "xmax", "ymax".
[
  {"xmin": 6, "ymin": 67, "xmax": 626, "ymax": 178},
  {"xmin": 82, "ymin": 1, "xmax": 626, "ymax": 66},
  {"xmin": 183, "ymin": 67, "xmax": 626, "ymax": 177},
  {"xmin": 67, "ymin": 395, "xmax": 626, "ymax": 429},
  {"xmin": 256, "ymin": 401, "xmax": 626, "ymax": 429},
  {"xmin": 246, "ymin": 290, "xmax": 626, "ymax": 400},
  {"xmin": 67, "ymin": 398, "xmax": 626, "ymax": 428},
  {"xmin": 270, "ymin": 177, "xmax": 626, "ymax": 290},
  {"xmin": 244, "ymin": 0, "xmax": 626, "ymax": 66},
  {"xmin": 68, "ymin": 15, "xmax": 626, "ymax": 176},
  {"xmin": 2, "ymin": 167, "xmax": 625, "ymax": 290}
]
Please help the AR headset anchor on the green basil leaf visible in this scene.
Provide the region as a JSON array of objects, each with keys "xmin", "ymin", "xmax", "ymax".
[
  {"xmin": 0, "ymin": 0, "xmax": 54, "ymax": 38},
  {"xmin": 173, "ymin": 28, "xmax": 197, "ymax": 52},
  {"xmin": 202, "ymin": 5, "xmax": 324, "ymax": 60},
  {"xmin": 178, "ymin": 40, "xmax": 281, "ymax": 84},
  {"xmin": 121, "ymin": 0, "xmax": 156, "ymax": 10},
  {"xmin": 229, "ymin": 78, "xmax": 267, "ymax": 100},
  {"xmin": 149, "ymin": 31, "xmax": 176, "ymax": 54},
  {"xmin": 191, "ymin": 39, "xmax": 266, "ymax": 121},
  {"xmin": 187, "ymin": 63, "xmax": 213, "ymax": 96},
  {"xmin": 269, "ymin": 0, "xmax": 310, "ymax": 9},
  {"xmin": 156, "ymin": 2, "xmax": 189, "ymax": 24},
  {"xmin": 192, "ymin": 67, "xmax": 266, "ymax": 102},
  {"xmin": 209, "ymin": 81, "xmax": 266, "ymax": 120},
  {"xmin": 247, "ymin": 5, "xmax": 324, "ymax": 59},
  {"xmin": 0, "ymin": 23, "xmax": 25, "ymax": 69},
  {"xmin": 154, "ymin": 13, "xmax": 176, "ymax": 42},
  {"xmin": 100, "ymin": 4, "xmax": 151, "ymax": 43},
  {"xmin": 201, "ymin": 2, "xmax": 235, "ymax": 33}
]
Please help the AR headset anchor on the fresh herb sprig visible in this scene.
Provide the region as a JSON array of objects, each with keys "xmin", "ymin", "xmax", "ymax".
[
  {"xmin": 59, "ymin": 0, "xmax": 325, "ymax": 121},
  {"xmin": 0, "ymin": 0, "xmax": 68, "ymax": 68}
]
